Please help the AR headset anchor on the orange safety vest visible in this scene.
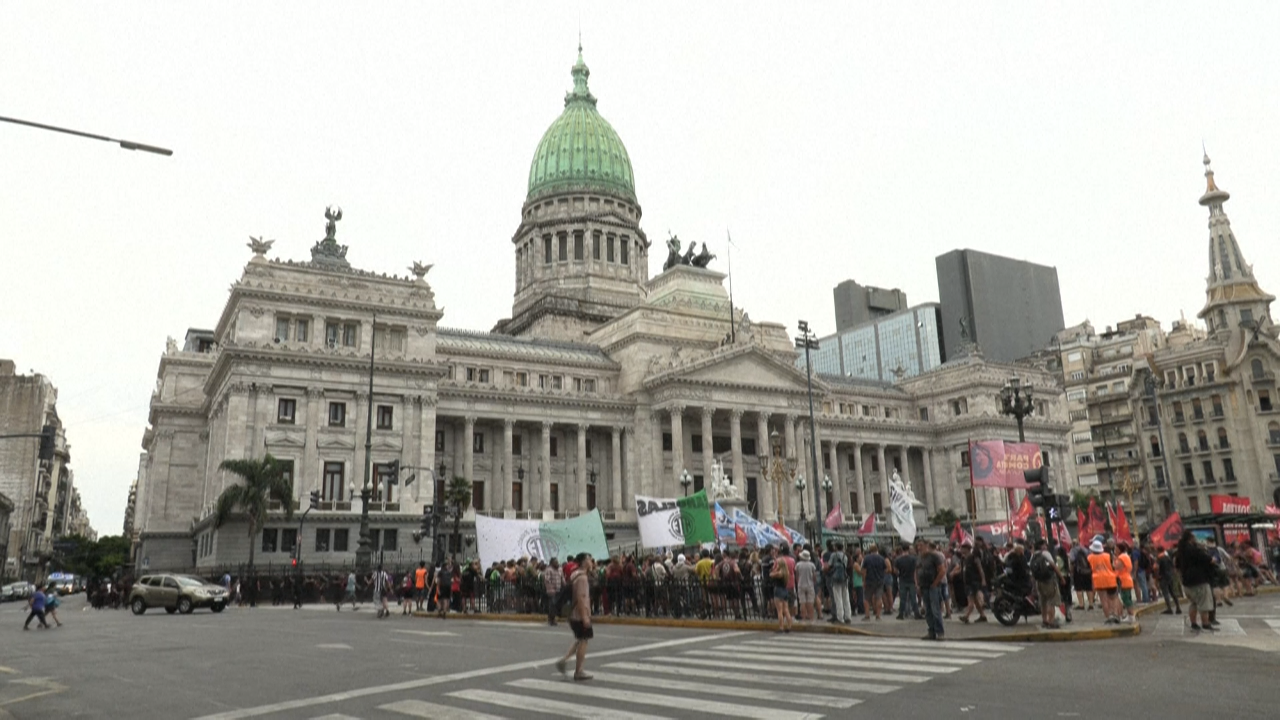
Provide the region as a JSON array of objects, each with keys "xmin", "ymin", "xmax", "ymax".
[
  {"xmin": 1114, "ymin": 553, "xmax": 1134, "ymax": 590},
  {"xmin": 1088, "ymin": 552, "xmax": 1117, "ymax": 589},
  {"xmin": 414, "ymin": 568, "xmax": 427, "ymax": 589}
]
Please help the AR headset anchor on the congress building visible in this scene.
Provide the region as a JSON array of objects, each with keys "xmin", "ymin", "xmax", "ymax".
[{"xmin": 130, "ymin": 49, "xmax": 1072, "ymax": 570}]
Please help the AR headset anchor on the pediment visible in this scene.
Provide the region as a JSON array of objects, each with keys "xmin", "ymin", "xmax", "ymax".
[
  {"xmin": 317, "ymin": 432, "xmax": 357, "ymax": 450},
  {"xmin": 645, "ymin": 345, "xmax": 827, "ymax": 394},
  {"xmin": 371, "ymin": 435, "xmax": 403, "ymax": 452},
  {"xmin": 264, "ymin": 428, "xmax": 306, "ymax": 448}
]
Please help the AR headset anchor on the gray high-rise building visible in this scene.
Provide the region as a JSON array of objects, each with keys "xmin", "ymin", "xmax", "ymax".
[
  {"xmin": 935, "ymin": 249, "xmax": 1065, "ymax": 363},
  {"xmin": 833, "ymin": 280, "xmax": 908, "ymax": 332}
]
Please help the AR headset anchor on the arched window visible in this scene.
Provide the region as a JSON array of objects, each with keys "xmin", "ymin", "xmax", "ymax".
[
  {"xmin": 1269, "ymin": 421, "xmax": 1280, "ymax": 445},
  {"xmin": 1217, "ymin": 428, "xmax": 1229, "ymax": 449},
  {"xmin": 1196, "ymin": 430, "xmax": 1209, "ymax": 451},
  {"xmin": 1150, "ymin": 436, "xmax": 1161, "ymax": 458},
  {"xmin": 1177, "ymin": 433, "xmax": 1190, "ymax": 453},
  {"xmin": 1253, "ymin": 358, "xmax": 1266, "ymax": 380}
]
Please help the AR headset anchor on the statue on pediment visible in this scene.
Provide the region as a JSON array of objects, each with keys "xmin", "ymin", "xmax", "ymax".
[
  {"xmin": 247, "ymin": 236, "xmax": 275, "ymax": 258},
  {"xmin": 311, "ymin": 206, "xmax": 351, "ymax": 269},
  {"xmin": 691, "ymin": 243, "xmax": 716, "ymax": 268},
  {"xmin": 409, "ymin": 261, "xmax": 433, "ymax": 282},
  {"xmin": 680, "ymin": 242, "xmax": 697, "ymax": 266},
  {"xmin": 663, "ymin": 233, "xmax": 683, "ymax": 271}
]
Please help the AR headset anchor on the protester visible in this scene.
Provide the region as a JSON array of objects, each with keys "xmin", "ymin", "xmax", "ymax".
[
  {"xmin": 770, "ymin": 544, "xmax": 796, "ymax": 632},
  {"xmin": 1088, "ymin": 540, "xmax": 1121, "ymax": 624},
  {"xmin": 1175, "ymin": 531, "xmax": 1217, "ymax": 633},
  {"xmin": 862, "ymin": 544, "xmax": 887, "ymax": 622},
  {"xmin": 1114, "ymin": 541, "xmax": 1136, "ymax": 623},
  {"xmin": 958, "ymin": 541, "xmax": 988, "ymax": 624},
  {"xmin": 1031, "ymin": 540, "xmax": 1062, "ymax": 630},
  {"xmin": 826, "ymin": 542, "xmax": 852, "ymax": 624},
  {"xmin": 917, "ymin": 540, "xmax": 946, "ymax": 641},
  {"xmin": 795, "ymin": 550, "xmax": 818, "ymax": 621},
  {"xmin": 894, "ymin": 544, "xmax": 919, "ymax": 620},
  {"xmin": 555, "ymin": 552, "xmax": 596, "ymax": 681},
  {"xmin": 23, "ymin": 586, "xmax": 49, "ymax": 630}
]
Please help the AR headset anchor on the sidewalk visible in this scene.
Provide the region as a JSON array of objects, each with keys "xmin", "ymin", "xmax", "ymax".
[{"xmin": 411, "ymin": 606, "xmax": 1139, "ymax": 642}]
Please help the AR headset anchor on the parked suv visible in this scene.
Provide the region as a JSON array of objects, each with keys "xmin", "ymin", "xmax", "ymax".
[{"xmin": 129, "ymin": 574, "xmax": 227, "ymax": 615}]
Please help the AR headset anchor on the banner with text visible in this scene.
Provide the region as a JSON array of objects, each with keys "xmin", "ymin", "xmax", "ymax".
[
  {"xmin": 475, "ymin": 509, "xmax": 609, "ymax": 570},
  {"xmin": 969, "ymin": 440, "xmax": 1043, "ymax": 488},
  {"xmin": 1210, "ymin": 494, "xmax": 1251, "ymax": 515}
]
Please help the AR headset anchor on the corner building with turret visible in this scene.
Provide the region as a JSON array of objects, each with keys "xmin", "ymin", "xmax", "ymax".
[{"xmin": 131, "ymin": 50, "xmax": 1072, "ymax": 570}]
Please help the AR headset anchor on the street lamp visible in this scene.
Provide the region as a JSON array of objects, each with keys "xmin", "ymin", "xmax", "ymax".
[
  {"xmin": 998, "ymin": 377, "xmax": 1034, "ymax": 443},
  {"xmin": 795, "ymin": 320, "xmax": 823, "ymax": 548},
  {"xmin": 821, "ymin": 474, "xmax": 833, "ymax": 524},
  {"xmin": 353, "ymin": 314, "xmax": 380, "ymax": 572},
  {"xmin": 679, "ymin": 469, "xmax": 693, "ymax": 497}
]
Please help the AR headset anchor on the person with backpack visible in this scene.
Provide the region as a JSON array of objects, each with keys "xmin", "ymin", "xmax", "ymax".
[
  {"xmin": 1031, "ymin": 539, "xmax": 1063, "ymax": 629},
  {"xmin": 770, "ymin": 544, "xmax": 796, "ymax": 633},
  {"xmin": 826, "ymin": 542, "xmax": 852, "ymax": 624}
]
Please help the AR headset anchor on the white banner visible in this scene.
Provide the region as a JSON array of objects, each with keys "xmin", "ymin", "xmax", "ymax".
[
  {"xmin": 889, "ymin": 476, "xmax": 917, "ymax": 544},
  {"xmin": 475, "ymin": 515, "xmax": 541, "ymax": 570},
  {"xmin": 635, "ymin": 495, "xmax": 683, "ymax": 548}
]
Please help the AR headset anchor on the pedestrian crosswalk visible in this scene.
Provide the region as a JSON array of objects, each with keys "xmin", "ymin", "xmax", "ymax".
[
  {"xmin": 307, "ymin": 633, "xmax": 1024, "ymax": 720},
  {"xmin": 1154, "ymin": 616, "xmax": 1247, "ymax": 636}
]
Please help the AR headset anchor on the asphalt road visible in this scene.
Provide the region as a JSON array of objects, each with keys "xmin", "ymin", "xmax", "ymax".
[{"xmin": 2, "ymin": 593, "xmax": 1278, "ymax": 719}]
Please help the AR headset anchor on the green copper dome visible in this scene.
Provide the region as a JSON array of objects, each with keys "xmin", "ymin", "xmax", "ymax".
[{"xmin": 526, "ymin": 48, "xmax": 636, "ymax": 203}]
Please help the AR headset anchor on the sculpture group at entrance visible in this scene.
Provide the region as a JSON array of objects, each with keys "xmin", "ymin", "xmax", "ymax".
[{"xmin": 663, "ymin": 233, "xmax": 716, "ymax": 271}]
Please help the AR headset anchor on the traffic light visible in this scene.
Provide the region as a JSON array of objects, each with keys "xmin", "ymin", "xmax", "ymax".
[
  {"xmin": 420, "ymin": 505, "xmax": 432, "ymax": 532},
  {"xmin": 309, "ymin": 490, "xmax": 320, "ymax": 510},
  {"xmin": 38, "ymin": 424, "xmax": 57, "ymax": 462},
  {"xmin": 386, "ymin": 459, "xmax": 400, "ymax": 485},
  {"xmin": 1025, "ymin": 466, "xmax": 1050, "ymax": 508}
]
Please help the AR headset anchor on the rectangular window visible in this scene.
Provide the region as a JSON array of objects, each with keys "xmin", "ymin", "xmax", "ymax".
[
  {"xmin": 573, "ymin": 232, "xmax": 584, "ymax": 261},
  {"xmin": 513, "ymin": 434, "xmax": 524, "ymax": 456},
  {"xmin": 1189, "ymin": 496, "xmax": 1200, "ymax": 514},
  {"xmin": 342, "ymin": 323, "xmax": 358, "ymax": 347},
  {"xmin": 376, "ymin": 405, "xmax": 393, "ymax": 430},
  {"xmin": 326, "ymin": 322, "xmax": 341, "ymax": 347},
  {"xmin": 295, "ymin": 319, "xmax": 309, "ymax": 342},
  {"xmin": 538, "ymin": 374, "xmax": 548, "ymax": 389},
  {"xmin": 277, "ymin": 398, "xmax": 297, "ymax": 424},
  {"xmin": 742, "ymin": 438, "xmax": 757, "ymax": 456},
  {"xmin": 873, "ymin": 492, "xmax": 884, "ymax": 515},
  {"xmin": 1223, "ymin": 458, "xmax": 1235, "ymax": 481},
  {"xmin": 466, "ymin": 367, "xmax": 476, "ymax": 382},
  {"xmin": 711, "ymin": 435, "xmax": 732, "ymax": 454},
  {"xmin": 261, "ymin": 528, "xmax": 278, "ymax": 553},
  {"xmin": 871, "ymin": 455, "xmax": 881, "ymax": 472},
  {"xmin": 694, "ymin": 474, "xmax": 704, "ymax": 492},
  {"xmin": 435, "ymin": 430, "xmax": 445, "ymax": 452},
  {"xmin": 552, "ymin": 375, "xmax": 563, "ymax": 390},
  {"xmin": 275, "ymin": 318, "xmax": 290, "ymax": 342},
  {"xmin": 328, "ymin": 402, "xmax": 346, "ymax": 427},
  {"xmin": 918, "ymin": 407, "xmax": 929, "ymax": 421},
  {"xmin": 1154, "ymin": 466, "xmax": 1166, "ymax": 487},
  {"xmin": 550, "ymin": 483, "xmax": 560, "ymax": 512},
  {"xmin": 333, "ymin": 528, "xmax": 350, "ymax": 552},
  {"xmin": 662, "ymin": 433, "xmax": 673, "ymax": 451},
  {"xmin": 583, "ymin": 378, "xmax": 596, "ymax": 393},
  {"xmin": 550, "ymin": 436, "xmax": 558, "ymax": 457},
  {"xmin": 512, "ymin": 481, "xmax": 523, "ymax": 512},
  {"xmin": 382, "ymin": 529, "xmax": 397, "ymax": 552},
  {"xmin": 960, "ymin": 451, "xmax": 969, "ymax": 468},
  {"xmin": 620, "ymin": 240, "xmax": 629, "ymax": 266},
  {"xmin": 1202, "ymin": 460, "xmax": 1215, "ymax": 484},
  {"xmin": 323, "ymin": 462, "xmax": 345, "ymax": 501},
  {"xmin": 607, "ymin": 235, "xmax": 616, "ymax": 262},
  {"xmin": 315, "ymin": 528, "xmax": 330, "ymax": 552},
  {"xmin": 574, "ymin": 377, "xmax": 582, "ymax": 392},
  {"xmin": 691, "ymin": 434, "xmax": 703, "ymax": 453},
  {"xmin": 544, "ymin": 236, "xmax": 553, "ymax": 264},
  {"xmin": 1183, "ymin": 463, "xmax": 1195, "ymax": 487},
  {"xmin": 472, "ymin": 481, "xmax": 485, "ymax": 511},
  {"xmin": 1261, "ymin": 390, "xmax": 1274, "ymax": 412},
  {"xmin": 479, "ymin": 369, "xmax": 490, "ymax": 384},
  {"xmin": 281, "ymin": 528, "xmax": 297, "ymax": 554},
  {"xmin": 558, "ymin": 234, "xmax": 568, "ymax": 261},
  {"xmin": 473, "ymin": 432, "xmax": 485, "ymax": 454},
  {"xmin": 373, "ymin": 463, "xmax": 397, "ymax": 502},
  {"xmin": 585, "ymin": 438, "xmax": 593, "ymax": 459},
  {"xmin": 369, "ymin": 530, "xmax": 380, "ymax": 552},
  {"xmin": 516, "ymin": 371, "xmax": 528, "ymax": 387},
  {"xmin": 592, "ymin": 232, "xmax": 601, "ymax": 260}
]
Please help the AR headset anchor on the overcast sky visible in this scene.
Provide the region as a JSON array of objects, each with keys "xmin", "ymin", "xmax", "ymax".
[{"xmin": 3, "ymin": 3, "xmax": 1278, "ymax": 535}]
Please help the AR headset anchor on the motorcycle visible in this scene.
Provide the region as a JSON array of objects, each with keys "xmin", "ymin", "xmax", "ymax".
[{"xmin": 990, "ymin": 573, "xmax": 1039, "ymax": 627}]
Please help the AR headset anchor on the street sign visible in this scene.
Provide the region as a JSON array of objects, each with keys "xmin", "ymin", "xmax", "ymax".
[{"xmin": 52, "ymin": 541, "xmax": 78, "ymax": 552}]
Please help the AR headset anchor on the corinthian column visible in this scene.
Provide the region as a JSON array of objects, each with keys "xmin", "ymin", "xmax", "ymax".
[
  {"xmin": 701, "ymin": 407, "xmax": 715, "ymax": 489},
  {"xmin": 670, "ymin": 406, "xmax": 685, "ymax": 490},
  {"xmin": 729, "ymin": 409, "xmax": 744, "ymax": 488}
]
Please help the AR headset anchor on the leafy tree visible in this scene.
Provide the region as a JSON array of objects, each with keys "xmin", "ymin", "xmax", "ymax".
[
  {"xmin": 1069, "ymin": 488, "xmax": 1099, "ymax": 517},
  {"xmin": 51, "ymin": 534, "xmax": 131, "ymax": 579},
  {"xmin": 213, "ymin": 454, "xmax": 293, "ymax": 570},
  {"xmin": 442, "ymin": 475, "xmax": 472, "ymax": 559},
  {"xmin": 928, "ymin": 508, "xmax": 960, "ymax": 528}
]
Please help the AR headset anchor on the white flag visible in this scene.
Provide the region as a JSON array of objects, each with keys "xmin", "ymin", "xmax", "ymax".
[
  {"xmin": 635, "ymin": 495, "xmax": 683, "ymax": 548},
  {"xmin": 889, "ymin": 477, "xmax": 917, "ymax": 544}
]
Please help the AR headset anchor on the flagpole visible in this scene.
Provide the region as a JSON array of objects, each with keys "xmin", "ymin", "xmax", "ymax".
[
  {"xmin": 726, "ymin": 230, "xmax": 736, "ymax": 343},
  {"xmin": 966, "ymin": 438, "xmax": 978, "ymax": 540}
]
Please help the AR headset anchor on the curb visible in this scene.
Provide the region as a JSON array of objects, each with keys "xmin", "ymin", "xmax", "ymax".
[{"xmin": 410, "ymin": 610, "xmax": 1138, "ymax": 643}]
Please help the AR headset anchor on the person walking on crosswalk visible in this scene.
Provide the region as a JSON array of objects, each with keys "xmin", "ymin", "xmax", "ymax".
[{"xmin": 556, "ymin": 552, "xmax": 597, "ymax": 682}]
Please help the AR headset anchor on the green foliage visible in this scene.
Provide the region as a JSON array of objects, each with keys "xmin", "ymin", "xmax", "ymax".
[
  {"xmin": 443, "ymin": 475, "xmax": 473, "ymax": 511},
  {"xmin": 53, "ymin": 535, "xmax": 131, "ymax": 579},
  {"xmin": 928, "ymin": 508, "xmax": 961, "ymax": 528},
  {"xmin": 214, "ymin": 454, "xmax": 294, "ymax": 569},
  {"xmin": 1069, "ymin": 488, "xmax": 1099, "ymax": 514}
]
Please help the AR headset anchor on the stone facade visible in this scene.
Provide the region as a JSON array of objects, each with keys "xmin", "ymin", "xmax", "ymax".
[
  {"xmin": 0, "ymin": 360, "xmax": 78, "ymax": 581},
  {"xmin": 130, "ymin": 50, "xmax": 1075, "ymax": 570}
]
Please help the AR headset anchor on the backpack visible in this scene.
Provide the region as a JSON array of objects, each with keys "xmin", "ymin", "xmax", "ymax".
[
  {"xmin": 828, "ymin": 553, "xmax": 848, "ymax": 584},
  {"xmin": 1030, "ymin": 552, "xmax": 1055, "ymax": 582},
  {"xmin": 1072, "ymin": 551, "xmax": 1091, "ymax": 577}
]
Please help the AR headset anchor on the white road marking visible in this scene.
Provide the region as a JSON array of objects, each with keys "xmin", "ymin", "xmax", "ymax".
[
  {"xmin": 773, "ymin": 635, "xmax": 1025, "ymax": 653},
  {"xmin": 315, "ymin": 643, "xmax": 353, "ymax": 650},
  {"xmin": 726, "ymin": 642, "xmax": 982, "ymax": 664},
  {"xmin": 683, "ymin": 648, "xmax": 961, "ymax": 674},
  {"xmin": 1209, "ymin": 619, "xmax": 1246, "ymax": 636},
  {"xmin": 191, "ymin": 631, "xmax": 748, "ymax": 719},
  {"xmin": 508, "ymin": 678, "xmax": 825, "ymax": 720},
  {"xmin": 645, "ymin": 654, "xmax": 930, "ymax": 683},
  {"xmin": 1265, "ymin": 619, "xmax": 1280, "ymax": 636},
  {"xmin": 379, "ymin": 698, "xmax": 508, "ymax": 719},
  {"xmin": 603, "ymin": 661, "xmax": 899, "ymax": 694},
  {"xmin": 754, "ymin": 636, "xmax": 1011, "ymax": 658},
  {"xmin": 1155, "ymin": 617, "xmax": 1184, "ymax": 635},
  {"xmin": 308, "ymin": 715, "xmax": 363, "ymax": 720},
  {"xmin": 448, "ymin": 689, "xmax": 671, "ymax": 720},
  {"xmin": 392, "ymin": 630, "xmax": 458, "ymax": 637},
  {"xmin": 586, "ymin": 671, "xmax": 859, "ymax": 708}
]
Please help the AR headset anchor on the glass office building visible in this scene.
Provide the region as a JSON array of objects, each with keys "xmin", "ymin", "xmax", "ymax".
[{"xmin": 799, "ymin": 304, "xmax": 943, "ymax": 382}]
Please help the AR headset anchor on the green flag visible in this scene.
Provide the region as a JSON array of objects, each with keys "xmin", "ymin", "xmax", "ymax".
[{"xmin": 677, "ymin": 489, "xmax": 716, "ymax": 544}]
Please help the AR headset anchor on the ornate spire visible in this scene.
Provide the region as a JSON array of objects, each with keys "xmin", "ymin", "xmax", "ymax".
[
  {"xmin": 1196, "ymin": 153, "xmax": 1274, "ymax": 327},
  {"xmin": 565, "ymin": 43, "xmax": 596, "ymax": 107},
  {"xmin": 1199, "ymin": 152, "xmax": 1229, "ymax": 206}
]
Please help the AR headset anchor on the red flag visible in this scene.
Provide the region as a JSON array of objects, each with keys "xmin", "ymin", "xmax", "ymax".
[
  {"xmin": 733, "ymin": 523, "xmax": 748, "ymax": 547},
  {"xmin": 1113, "ymin": 504, "xmax": 1133, "ymax": 544},
  {"xmin": 1054, "ymin": 520, "xmax": 1073, "ymax": 547},
  {"xmin": 856, "ymin": 514, "xmax": 876, "ymax": 535},
  {"xmin": 950, "ymin": 521, "xmax": 973, "ymax": 546},
  {"xmin": 773, "ymin": 521, "xmax": 790, "ymax": 542},
  {"xmin": 1150, "ymin": 512, "xmax": 1183, "ymax": 551},
  {"xmin": 824, "ymin": 502, "xmax": 843, "ymax": 530},
  {"xmin": 1011, "ymin": 496, "xmax": 1034, "ymax": 540},
  {"xmin": 1086, "ymin": 498, "xmax": 1107, "ymax": 540},
  {"xmin": 1036, "ymin": 514, "xmax": 1048, "ymax": 542}
]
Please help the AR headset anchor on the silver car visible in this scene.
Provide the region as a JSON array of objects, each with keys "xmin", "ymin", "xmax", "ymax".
[{"xmin": 129, "ymin": 574, "xmax": 228, "ymax": 615}]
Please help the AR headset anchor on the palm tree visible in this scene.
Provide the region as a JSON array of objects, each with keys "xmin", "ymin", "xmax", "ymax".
[
  {"xmin": 213, "ymin": 454, "xmax": 294, "ymax": 571},
  {"xmin": 442, "ymin": 475, "xmax": 473, "ymax": 560},
  {"xmin": 928, "ymin": 508, "xmax": 960, "ymax": 528}
]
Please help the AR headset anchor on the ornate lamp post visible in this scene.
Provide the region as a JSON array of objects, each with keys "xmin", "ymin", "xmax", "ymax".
[
  {"xmin": 794, "ymin": 474, "xmax": 808, "ymax": 526},
  {"xmin": 821, "ymin": 474, "xmax": 833, "ymax": 528},
  {"xmin": 354, "ymin": 314, "xmax": 380, "ymax": 572},
  {"xmin": 679, "ymin": 469, "xmax": 693, "ymax": 497},
  {"xmin": 1116, "ymin": 470, "xmax": 1146, "ymax": 534},
  {"xmin": 795, "ymin": 320, "xmax": 823, "ymax": 547},
  {"xmin": 757, "ymin": 429, "xmax": 798, "ymax": 523},
  {"xmin": 998, "ymin": 377, "xmax": 1034, "ymax": 443}
]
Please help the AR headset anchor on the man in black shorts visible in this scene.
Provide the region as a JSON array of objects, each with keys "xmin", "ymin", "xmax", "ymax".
[{"xmin": 556, "ymin": 552, "xmax": 597, "ymax": 681}]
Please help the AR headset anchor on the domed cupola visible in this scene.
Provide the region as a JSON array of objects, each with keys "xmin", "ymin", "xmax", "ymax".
[
  {"xmin": 526, "ymin": 46, "xmax": 636, "ymax": 204},
  {"xmin": 496, "ymin": 46, "xmax": 650, "ymax": 341}
]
